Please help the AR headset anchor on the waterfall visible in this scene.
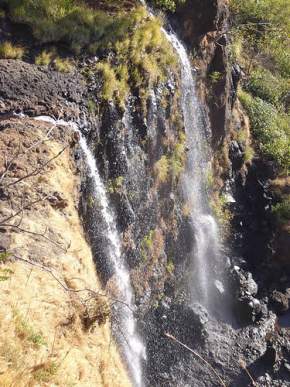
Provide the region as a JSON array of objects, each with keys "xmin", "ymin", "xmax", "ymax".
[
  {"xmin": 161, "ymin": 31, "xmax": 221, "ymax": 306},
  {"xmin": 33, "ymin": 116, "xmax": 145, "ymax": 387}
]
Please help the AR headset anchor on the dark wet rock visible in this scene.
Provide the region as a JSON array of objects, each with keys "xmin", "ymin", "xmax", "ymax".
[
  {"xmin": 229, "ymin": 140, "xmax": 244, "ymax": 170},
  {"xmin": 0, "ymin": 60, "xmax": 87, "ymax": 119}
]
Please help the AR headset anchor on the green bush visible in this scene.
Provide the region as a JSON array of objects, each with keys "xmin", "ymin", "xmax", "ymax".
[
  {"xmin": 151, "ymin": 0, "xmax": 186, "ymax": 11},
  {"xmin": 154, "ymin": 155, "xmax": 169, "ymax": 184},
  {"xmin": 230, "ymin": 0, "xmax": 290, "ymax": 76},
  {"xmin": 239, "ymin": 89, "xmax": 290, "ymax": 171},
  {"xmin": 246, "ymin": 67, "xmax": 288, "ymax": 107}
]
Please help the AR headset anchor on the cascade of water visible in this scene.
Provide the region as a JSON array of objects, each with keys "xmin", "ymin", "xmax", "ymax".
[
  {"xmin": 34, "ymin": 116, "xmax": 145, "ymax": 387},
  {"xmin": 161, "ymin": 31, "xmax": 221, "ymax": 305}
]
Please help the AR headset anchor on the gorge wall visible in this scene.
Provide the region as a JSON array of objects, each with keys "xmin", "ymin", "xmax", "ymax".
[{"xmin": 0, "ymin": 0, "xmax": 289, "ymax": 386}]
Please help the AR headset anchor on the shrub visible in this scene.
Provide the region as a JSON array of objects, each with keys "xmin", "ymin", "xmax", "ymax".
[
  {"xmin": 244, "ymin": 144, "xmax": 255, "ymax": 163},
  {"xmin": 0, "ymin": 41, "xmax": 24, "ymax": 59},
  {"xmin": 210, "ymin": 194, "xmax": 233, "ymax": 233},
  {"xmin": 246, "ymin": 67, "xmax": 288, "ymax": 107},
  {"xmin": 35, "ymin": 50, "xmax": 53, "ymax": 66},
  {"xmin": 230, "ymin": 0, "xmax": 290, "ymax": 76},
  {"xmin": 2, "ymin": 0, "xmax": 144, "ymax": 54},
  {"xmin": 239, "ymin": 89, "xmax": 290, "ymax": 171},
  {"xmin": 107, "ymin": 176, "xmax": 124, "ymax": 194},
  {"xmin": 151, "ymin": 0, "xmax": 186, "ymax": 11},
  {"xmin": 154, "ymin": 155, "xmax": 169, "ymax": 184},
  {"xmin": 140, "ymin": 228, "xmax": 164, "ymax": 262}
]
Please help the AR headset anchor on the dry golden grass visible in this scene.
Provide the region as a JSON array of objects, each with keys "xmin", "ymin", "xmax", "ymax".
[{"xmin": 0, "ymin": 120, "xmax": 131, "ymax": 387}]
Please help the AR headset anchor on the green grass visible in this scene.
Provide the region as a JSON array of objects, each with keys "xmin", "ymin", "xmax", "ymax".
[
  {"xmin": 0, "ymin": 41, "xmax": 25, "ymax": 59},
  {"xmin": 93, "ymin": 10, "xmax": 177, "ymax": 105}
]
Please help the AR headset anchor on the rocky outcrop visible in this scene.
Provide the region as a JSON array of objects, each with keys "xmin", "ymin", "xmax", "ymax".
[{"xmin": 0, "ymin": 60, "xmax": 87, "ymax": 118}]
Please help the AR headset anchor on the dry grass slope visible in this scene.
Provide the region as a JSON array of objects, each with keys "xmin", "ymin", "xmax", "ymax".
[{"xmin": 0, "ymin": 118, "xmax": 131, "ymax": 387}]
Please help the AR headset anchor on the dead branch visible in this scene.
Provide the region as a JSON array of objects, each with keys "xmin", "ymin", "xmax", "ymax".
[
  {"xmin": 3, "ymin": 145, "xmax": 69, "ymax": 188},
  {"xmin": 239, "ymin": 359, "xmax": 257, "ymax": 386},
  {"xmin": 164, "ymin": 332, "xmax": 227, "ymax": 387},
  {"xmin": 0, "ymin": 124, "xmax": 57, "ymax": 185},
  {"xmin": 0, "ymin": 223, "xmax": 68, "ymax": 252},
  {"xmin": 0, "ymin": 195, "xmax": 49, "ymax": 224},
  {"xmin": 12, "ymin": 254, "xmax": 134, "ymax": 312},
  {"xmin": 0, "ymin": 142, "xmax": 22, "ymax": 184}
]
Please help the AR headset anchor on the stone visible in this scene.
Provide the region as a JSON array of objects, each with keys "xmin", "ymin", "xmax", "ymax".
[{"xmin": 270, "ymin": 290, "xmax": 289, "ymax": 314}]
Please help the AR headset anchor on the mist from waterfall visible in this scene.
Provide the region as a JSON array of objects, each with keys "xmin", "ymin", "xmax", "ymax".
[
  {"xmin": 162, "ymin": 31, "xmax": 221, "ymax": 306},
  {"xmin": 33, "ymin": 116, "xmax": 145, "ymax": 387}
]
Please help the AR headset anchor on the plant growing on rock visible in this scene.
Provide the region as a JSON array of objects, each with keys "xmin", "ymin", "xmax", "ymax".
[
  {"xmin": 35, "ymin": 50, "xmax": 54, "ymax": 66},
  {"xmin": 151, "ymin": 0, "xmax": 186, "ymax": 11},
  {"xmin": 0, "ymin": 41, "xmax": 25, "ymax": 59},
  {"xmin": 54, "ymin": 57, "xmax": 74, "ymax": 73}
]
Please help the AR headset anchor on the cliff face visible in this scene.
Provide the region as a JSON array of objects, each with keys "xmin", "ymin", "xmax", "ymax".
[
  {"xmin": 0, "ymin": 1, "xmax": 289, "ymax": 386},
  {"xmin": 0, "ymin": 116, "xmax": 131, "ymax": 386}
]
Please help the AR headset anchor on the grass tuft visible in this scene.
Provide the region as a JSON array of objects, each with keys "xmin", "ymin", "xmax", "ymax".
[{"xmin": 0, "ymin": 41, "xmax": 25, "ymax": 59}]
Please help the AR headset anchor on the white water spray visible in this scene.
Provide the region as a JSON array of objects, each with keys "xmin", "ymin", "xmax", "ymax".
[
  {"xmin": 161, "ymin": 31, "xmax": 221, "ymax": 305},
  {"xmin": 34, "ymin": 116, "xmax": 145, "ymax": 387}
]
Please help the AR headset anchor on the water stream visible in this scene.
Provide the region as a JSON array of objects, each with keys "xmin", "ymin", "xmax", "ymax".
[
  {"xmin": 162, "ymin": 30, "xmax": 221, "ymax": 306},
  {"xmin": 33, "ymin": 116, "xmax": 145, "ymax": 387}
]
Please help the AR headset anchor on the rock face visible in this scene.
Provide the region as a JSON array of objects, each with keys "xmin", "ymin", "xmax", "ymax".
[
  {"xmin": 1, "ymin": 1, "xmax": 289, "ymax": 386},
  {"xmin": 0, "ymin": 60, "xmax": 87, "ymax": 118}
]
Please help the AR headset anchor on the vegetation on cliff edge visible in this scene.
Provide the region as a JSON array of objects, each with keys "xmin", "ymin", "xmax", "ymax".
[{"xmin": 230, "ymin": 0, "xmax": 290, "ymax": 227}]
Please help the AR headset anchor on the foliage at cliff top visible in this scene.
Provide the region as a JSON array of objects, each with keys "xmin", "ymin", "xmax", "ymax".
[
  {"xmin": 86, "ymin": 7, "xmax": 177, "ymax": 105},
  {"xmin": 230, "ymin": 0, "xmax": 290, "ymax": 76},
  {"xmin": 0, "ymin": 0, "xmax": 142, "ymax": 53},
  {"xmin": 230, "ymin": 0, "xmax": 290, "ymax": 174},
  {"xmin": 0, "ymin": 1, "xmax": 178, "ymax": 106}
]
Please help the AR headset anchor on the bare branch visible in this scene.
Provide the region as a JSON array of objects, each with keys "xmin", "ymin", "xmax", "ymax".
[
  {"xmin": 164, "ymin": 332, "xmax": 227, "ymax": 387},
  {"xmin": 12, "ymin": 254, "xmax": 134, "ymax": 312},
  {"xmin": 0, "ymin": 223, "xmax": 68, "ymax": 252},
  {"xmin": 4, "ymin": 145, "xmax": 69, "ymax": 188},
  {"xmin": 0, "ymin": 196, "xmax": 49, "ymax": 224}
]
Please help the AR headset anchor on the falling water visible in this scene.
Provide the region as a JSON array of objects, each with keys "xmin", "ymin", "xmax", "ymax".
[
  {"xmin": 162, "ymin": 31, "xmax": 221, "ymax": 305},
  {"xmin": 33, "ymin": 116, "xmax": 145, "ymax": 387}
]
